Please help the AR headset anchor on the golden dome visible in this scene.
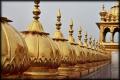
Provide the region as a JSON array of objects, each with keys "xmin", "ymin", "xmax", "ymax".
[
  {"xmin": 53, "ymin": 9, "xmax": 73, "ymax": 67},
  {"xmin": 1, "ymin": 17, "xmax": 31, "ymax": 75},
  {"xmin": 110, "ymin": 2, "xmax": 119, "ymax": 18},
  {"xmin": 21, "ymin": 0, "xmax": 60, "ymax": 74}
]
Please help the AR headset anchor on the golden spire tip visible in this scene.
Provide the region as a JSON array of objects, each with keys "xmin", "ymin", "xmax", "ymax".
[
  {"xmin": 57, "ymin": 8, "xmax": 61, "ymax": 17},
  {"xmin": 102, "ymin": 4, "xmax": 105, "ymax": 10},
  {"xmin": 70, "ymin": 18, "xmax": 73, "ymax": 26},
  {"xmin": 79, "ymin": 26, "xmax": 82, "ymax": 32}
]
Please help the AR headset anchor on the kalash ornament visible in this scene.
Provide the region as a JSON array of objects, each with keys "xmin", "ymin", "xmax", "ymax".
[
  {"xmin": 1, "ymin": 17, "xmax": 31, "ymax": 78},
  {"xmin": 21, "ymin": 0, "xmax": 60, "ymax": 77},
  {"xmin": 52, "ymin": 9, "xmax": 74, "ymax": 76}
]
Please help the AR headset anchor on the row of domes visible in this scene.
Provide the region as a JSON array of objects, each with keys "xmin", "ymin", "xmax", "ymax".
[{"xmin": 1, "ymin": 0, "xmax": 111, "ymax": 76}]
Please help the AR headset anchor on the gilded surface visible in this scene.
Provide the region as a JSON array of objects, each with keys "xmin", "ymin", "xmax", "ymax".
[{"xmin": 1, "ymin": 17, "xmax": 31, "ymax": 75}]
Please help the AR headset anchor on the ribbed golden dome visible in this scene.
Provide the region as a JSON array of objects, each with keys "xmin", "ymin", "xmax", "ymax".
[
  {"xmin": 53, "ymin": 9, "xmax": 73, "ymax": 67},
  {"xmin": 21, "ymin": 0, "xmax": 60, "ymax": 73},
  {"xmin": 1, "ymin": 17, "xmax": 31, "ymax": 75},
  {"xmin": 110, "ymin": 2, "xmax": 119, "ymax": 18}
]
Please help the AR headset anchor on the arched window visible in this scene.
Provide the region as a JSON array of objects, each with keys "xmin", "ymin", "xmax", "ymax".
[
  {"xmin": 113, "ymin": 28, "xmax": 120, "ymax": 43},
  {"xmin": 103, "ymin": 27, "xmax": 111, "ymax": 42}
]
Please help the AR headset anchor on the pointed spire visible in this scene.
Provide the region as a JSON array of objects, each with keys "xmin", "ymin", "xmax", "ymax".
[
  {"xmin": 56, "ymin": 8, "xmax": 62, "ymax": 31},
  {"xmin": 95, "ymin": 40, "xmax": 99, "ymax": 50},
  {"xmin": 89, "ymin": 35, "xmax": 92, "ymax": 48},
  {"xmin": 93, "ymin": 38, "xmax": 96, "ymax": 49},
  {"xmin": 102, "ymin": 4, "xmax": 105, "ymax": 11},
  {"xmin": 84, "ymin": 31, "xmax": 88, "ymax": 47},
  {"xmin": 53, "ymin": 9, "xmax": 64, "ymax": 39},
  {"xmin": 78, "ymin": 26, "xmax": 82, "ymax": 46},
  {"xmin": 69, "ymin": 19, "xmax": 73, "ymax": 36},
  {"xmin": 57, "ymin": 9, "xmax": 61, "ymax": 17},
  {"xmin": 33, "ymin": 0, "xmax": 41, "ymax": 20},
  {"xmin": 68, "ymin": 19, "xmax": 75, "ymax": 43}
]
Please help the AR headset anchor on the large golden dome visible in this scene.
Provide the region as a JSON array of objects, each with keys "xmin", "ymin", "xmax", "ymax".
[
  {"xmin": 21, "ymin": 0, "xmax": 60, "ymax": 74},
  {"xmin": 1, "ymin": 17, "xmax": 31, "ymax": 75}
]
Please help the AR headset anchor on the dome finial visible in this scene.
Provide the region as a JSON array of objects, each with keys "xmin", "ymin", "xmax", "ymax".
[
  {"xmin": 102, "ymin": 4, "xmax": 105, "ymax": 10},
  {"xmin": 92, "ymin": 38, "xmax": 95, "ymax": 49},
  {"xmin": 89, "ymin": 35, "xmax": 92, "ymax": 48},
  {"xmin": 33, "ymin": 0, "xmax": 41, "ymax": 20},
  {"xmin": 68, "ymin": 19, "xmax": 75, "ymax": 43},
  {"xmin": 99, "ymin": 4, "xmax": 107, "ymax": 22},
  {"xmin": 56, "ymin": 9, "xmax": 62, "ymax": 31},
  {"xmin": 57, "ymin": 8, "xmax": 61, "ymax": 17},
  {"xmin": 95, "ymin": 40, "xmax": 99, "ymax": 50},
  {"xmin": 78, "ymin": 26, "xmax": 82, "ymax": 46},
  {"xmin": 69, "ymin": 19, "xmax": 73, "ymax": 36},
  {"xmin": 84, "ymin": 31, "xmax": 88, "ymax": 47},
  {"xmin": 53, "ymin": 9, "xmax": 64, "ymax": 39},
  {"xmin": 78, "ymin": 26, "xmax": 82, "ymax": 41}
]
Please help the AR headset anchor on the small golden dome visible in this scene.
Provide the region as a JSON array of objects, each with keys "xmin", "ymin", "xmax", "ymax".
[
  {"xmin": 21, "ymin": 0, "xmax": 60, "ymax": 74},
  {"xmin": 53, "ymin": 9, "xmax": 73, "ymax": 67},
  {"xmin": 1, "ymin": 17, "xmax": 31, "ymax": 75},
  {"xmin": 110, "ymin": 2, "xmax": 119, "ymax": 20}
]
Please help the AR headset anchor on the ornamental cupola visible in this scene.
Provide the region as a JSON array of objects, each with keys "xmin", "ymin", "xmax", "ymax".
[{"xmin": 99, "ymin": 4, "xmax": 107, "ymax": 22}]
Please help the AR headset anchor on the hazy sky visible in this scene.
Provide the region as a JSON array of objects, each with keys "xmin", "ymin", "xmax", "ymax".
[{"xmin": 2, "ymin": 1, "xmax": 116, "ymax": 42}]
